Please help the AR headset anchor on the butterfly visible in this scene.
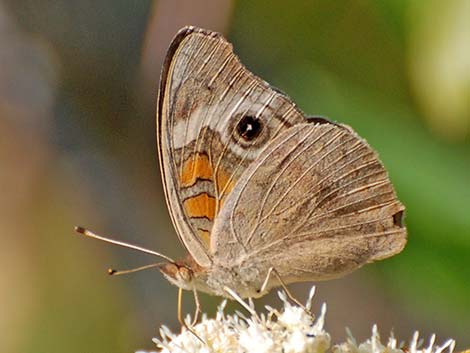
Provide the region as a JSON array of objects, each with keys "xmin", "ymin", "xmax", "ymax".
[
  {"xmin": 76, "ymin": 26, "xmax": 406, "ymax": 318},
  {"xmin": 155, "ymin": 26, "xmax": 406, "ymax": 299}
]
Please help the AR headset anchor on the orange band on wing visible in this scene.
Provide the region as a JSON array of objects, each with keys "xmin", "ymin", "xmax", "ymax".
[
  {"xmin": 180, "ymin": 154, "xmax": 237, "ymax": 213},
  {"xmin": 180, "ymin": 153, "xmax": 213, "ymax": 187},
  {"xmin": 183, "ymin": 193, "xmax": 216, "ymax": 221}
]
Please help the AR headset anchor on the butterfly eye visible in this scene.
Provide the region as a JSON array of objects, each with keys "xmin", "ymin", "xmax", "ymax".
[{"xmin": 236, "ymin": 115, "xmax": 263, "ymax": 141}]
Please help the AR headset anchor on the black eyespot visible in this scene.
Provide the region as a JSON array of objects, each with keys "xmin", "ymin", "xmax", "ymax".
[{"xmin": 236, "ymin": 115, "xmax": 263, "ymax": 141}]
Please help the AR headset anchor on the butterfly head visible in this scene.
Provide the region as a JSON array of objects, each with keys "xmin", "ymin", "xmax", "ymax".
[
  {"xmin": 159, "ymin": 262, "xmax": 193, "ymax": 291},
  {"xmin": 159, "ymin": 255, "xmax": 208, "ymax": 291}
]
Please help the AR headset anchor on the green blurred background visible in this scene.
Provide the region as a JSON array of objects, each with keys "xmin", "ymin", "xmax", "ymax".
[{"xmin": 1, "ymin": 0, "xmax": 469, "ymax": 352}]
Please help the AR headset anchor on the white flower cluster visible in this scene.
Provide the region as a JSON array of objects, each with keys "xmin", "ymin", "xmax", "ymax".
[
  {"xmin": 137, "ymin": 287, "xmax": 456, "ymax": 353},
  {"xmin": 334, "ymin": 326, "xmax": 455, "ymax": 353}
]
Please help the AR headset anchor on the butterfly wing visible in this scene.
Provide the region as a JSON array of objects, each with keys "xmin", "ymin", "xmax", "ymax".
[
  {"xmin": 211, "ymin": 122, "xmax": 406, "ymax": 284},
  {"xmin": 157, "ymin": 27, "xmax": 305, "ymax": 266}
]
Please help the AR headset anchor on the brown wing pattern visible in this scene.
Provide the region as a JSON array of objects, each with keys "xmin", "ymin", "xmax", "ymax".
[
  {"xmin": 211, "ymin": 122, "xmax": 406, "ymax": 282},
  {"xmin": 157, "ymin": 27, "xmax": 305, "ymax": 266}
]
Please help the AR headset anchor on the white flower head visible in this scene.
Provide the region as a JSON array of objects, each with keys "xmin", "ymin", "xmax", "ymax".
[{"xmin": 141, "ymin": 287, "xmax": 457, "ymax": 353}]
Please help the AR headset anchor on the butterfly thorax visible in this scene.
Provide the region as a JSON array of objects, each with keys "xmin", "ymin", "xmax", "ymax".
[
  {"xmin": 205, "ymin": 261, "xmax": 270, "ymax": 299},
  {"xmin": 159, "ymin": 254, "xmax": 269, "ymax": 299}
]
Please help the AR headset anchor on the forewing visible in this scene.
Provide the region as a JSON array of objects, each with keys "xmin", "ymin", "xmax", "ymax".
[
  {"xmin": 157, "ymin": 27, "xmax": 305, "ymax": 266},
  {"xmin": 211, "ymin": 122, "xmax": 406, "ymax": 282}
]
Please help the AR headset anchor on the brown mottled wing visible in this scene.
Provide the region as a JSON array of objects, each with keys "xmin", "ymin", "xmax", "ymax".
[
  {"xmin": 211, "ymin": 122, "xmax": 406, "ymax": 283},
  {"xmin": 157, "ymin": 27, "xmax": 305, "ymax": 266}
]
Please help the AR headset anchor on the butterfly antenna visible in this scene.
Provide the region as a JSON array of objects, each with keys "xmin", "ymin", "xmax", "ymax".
[
  {"xmin": 108, "ymin": 262, "xmax": 166, "ymax": 276},
  {"xmin": 74, "ymin": 226, "xmax": 176, "ymax": 264}
]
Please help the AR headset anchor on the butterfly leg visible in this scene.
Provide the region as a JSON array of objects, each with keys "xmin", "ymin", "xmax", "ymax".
[
  {"xmin": 223, "ymin": 286, "xmax": 258, "ymax": 317},
  {"xmin": 261, "ymin": 267, "xmax": 313, "ymax": 318},
  {"xmin": 177, "ymin": 287, "xmax": 205, "ymax": 343},
  {"xmin": 191, "ymin": 288, "xmax": 201, "ymax": 326}
]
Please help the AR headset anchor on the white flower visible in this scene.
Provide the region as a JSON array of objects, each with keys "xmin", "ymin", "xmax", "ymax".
[{"xmin": 141, "ymin": 287, "xmax": 457, "ymax": 353}]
